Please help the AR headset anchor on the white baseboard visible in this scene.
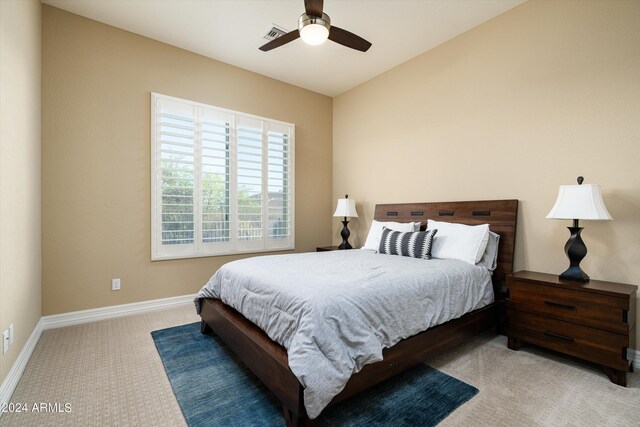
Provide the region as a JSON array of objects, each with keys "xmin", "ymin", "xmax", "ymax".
[
  {"xmin": 41, "ymin": 293, "xmax": 196, "ymax": 330},
  {"xmin": 0, "ymin": 318, "xmax": 43, "ymax": 410},
  {"xmin": 0, "ymin": 293, "xmax": 196, "ymax": 412}
]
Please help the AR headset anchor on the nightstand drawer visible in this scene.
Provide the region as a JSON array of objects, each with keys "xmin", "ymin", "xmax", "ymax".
[
  {"xmin": 508, "ymin": 279, "xmax": 630, "ymax": 334},
  {"xmin": 507, "ymin": 308, "xmax": 630, "ymax": 370}
]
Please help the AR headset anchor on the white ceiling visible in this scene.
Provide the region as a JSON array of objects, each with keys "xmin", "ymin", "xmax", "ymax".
[{"xmin": 42, "ymin": 0, "xmax": 526, "ymax": 97}]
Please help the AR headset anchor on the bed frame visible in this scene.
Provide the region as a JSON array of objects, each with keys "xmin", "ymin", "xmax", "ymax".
[{"xmin": 199, "ymin": 199, "xmax": 518, "ymax": 426}]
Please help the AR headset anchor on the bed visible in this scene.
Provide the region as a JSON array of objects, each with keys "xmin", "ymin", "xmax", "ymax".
[{"xmin": 197, "ymin": 199, "xmax": 518, "ymax": 426}]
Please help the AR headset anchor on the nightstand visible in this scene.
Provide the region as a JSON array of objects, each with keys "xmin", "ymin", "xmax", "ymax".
[
  {"xmin": 316, "ymin": 246, "xmax": 350, "ymax": 252},
  {"xmin": 316, "ymin": 246, "xmax": 353, "ymax": 252},
  {"xmin": 506, "ymin": 270, "xmax": 637, "ymax": 386}
]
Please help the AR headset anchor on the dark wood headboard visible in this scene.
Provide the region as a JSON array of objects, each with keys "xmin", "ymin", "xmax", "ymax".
[{"xmin": 374, "ymin": 199, "xmax": 519, "ymax": 293}]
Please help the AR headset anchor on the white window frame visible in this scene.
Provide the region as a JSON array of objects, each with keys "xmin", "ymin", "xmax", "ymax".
[{"xmin": 151, "ymin": 93, "xmax": 295, "ymax": 260}]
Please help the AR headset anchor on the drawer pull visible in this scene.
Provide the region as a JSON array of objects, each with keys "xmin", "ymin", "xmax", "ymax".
[
  {"xmin": 544, "ymin": 300, "xmax": 575, "ymax": 310},
  {"xmin": 543, "ymin": 331, "xmax": 574, "ymax": 342}
]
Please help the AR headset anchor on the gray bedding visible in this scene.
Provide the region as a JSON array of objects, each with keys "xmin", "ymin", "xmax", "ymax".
[{"xmin": 195, "ymin": 249, "xmax": 493, "ymax": 419}]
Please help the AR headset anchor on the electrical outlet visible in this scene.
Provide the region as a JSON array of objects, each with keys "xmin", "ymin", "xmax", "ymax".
[
  {"xmin": 9, "ymin": 324, "xmax": 13, "ymax": 345},
  {"xmin": 112, "ymin": 278, "xmax": 121, "ymax": 291},
  {"xmin": 3, "ymin": 330, "xmax": 9, "ymax": 354}
]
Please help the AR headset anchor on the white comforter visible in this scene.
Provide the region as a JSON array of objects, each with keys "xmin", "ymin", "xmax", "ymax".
[{"xmin": 195, "ymin": 250, "xmax": 493, "ymax": 419}]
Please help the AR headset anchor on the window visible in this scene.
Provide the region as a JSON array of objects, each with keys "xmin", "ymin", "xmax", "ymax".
[{"xmin": 151, "ymin": 93, "xmax": 294, "ymax": 260}]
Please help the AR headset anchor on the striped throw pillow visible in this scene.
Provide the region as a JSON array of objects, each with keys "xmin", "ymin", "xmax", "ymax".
[{"xmin": 378, "ymin": 227, "xmax": 438, "ymax": 259}]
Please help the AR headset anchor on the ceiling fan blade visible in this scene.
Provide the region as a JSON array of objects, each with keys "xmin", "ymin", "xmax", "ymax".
[
  {"xmin": 259, "ymin": 30, "xmax": 300, "ymax": 52},
  {"xmin": 304, "ymin": 0, "xmax": 324, "ymax": 17},
  {"xmin": 328, "ymin": 26, "xmax": 372, "ymax": 52}
]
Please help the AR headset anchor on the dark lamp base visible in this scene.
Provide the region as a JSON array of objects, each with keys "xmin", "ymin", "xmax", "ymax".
[
  {"xmin": 339, "ymin": 219, "xmax": 353, "ymax": 250},
  {"xmin": 559, "ymin": 267, "xmax": 590, "ymax": 282},
  {"xmin": 560, "ymin": 225, "xmax": 590, "ymax": 283}
]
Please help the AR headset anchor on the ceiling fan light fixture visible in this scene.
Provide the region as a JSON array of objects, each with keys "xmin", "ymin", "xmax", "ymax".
[
  {"xmin": 258, "ymin": 2, "xmax": 371, "ymax": 53},
  {"xmin": 298, "ymin": 13, "xmax": 330, "ymax": 45}
]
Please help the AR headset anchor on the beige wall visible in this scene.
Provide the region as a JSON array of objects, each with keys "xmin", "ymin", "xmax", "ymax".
[
  {"xmin": 334, "ymin": 0, "xmax": 640, "ymax": 339},
  {"xmin": 0, "ymin": 0, "xmax": 42, "ymax": 384},
  {"xmin": 41, "ymin": 6, "xmax": 333, "ymax": 315}
]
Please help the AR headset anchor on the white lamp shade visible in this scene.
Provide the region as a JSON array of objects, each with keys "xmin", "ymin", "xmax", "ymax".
[
  {"xmin": 333, "ymin": 198, "xmax": 359, "ymax": 218},
  {"xmin": 546, "ymin": 184, "xmax": 612, "ymax": 220}
]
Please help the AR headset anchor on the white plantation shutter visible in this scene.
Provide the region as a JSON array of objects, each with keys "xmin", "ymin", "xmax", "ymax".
[
  {"xmin": 200, "ymin": 108, "xmax": 233, "ymax": 254},
  {"xmin": 152, "ymin": 93, "xmax": 294, "ymax": 260},
  {"xmin": 236, "ymin": 116, "xmax": 264, "ymax": 251},
  {"xmin": 267, "ymin": 123, "xmax": 293, "ymax": 249},
  {"xmin": 155, "ymin": 98, "xmax": 196, "ymax": 258}
]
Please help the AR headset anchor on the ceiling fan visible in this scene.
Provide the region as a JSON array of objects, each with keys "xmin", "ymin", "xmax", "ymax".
[{"xmin": 259, "ymin": 0, "xmax": 372, "ymax": 52}]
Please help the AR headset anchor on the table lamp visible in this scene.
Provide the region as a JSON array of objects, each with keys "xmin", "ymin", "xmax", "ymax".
[
  {"xmin": 546, "ymin": 176, "xmax": 612, "ymax": 282},
  {"xmin": 333, "ymin": 194, "xmax": 358, "ymax": 249}
]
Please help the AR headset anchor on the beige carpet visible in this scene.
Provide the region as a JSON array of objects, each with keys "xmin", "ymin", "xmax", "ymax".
[{"xmin": 1, "ymin": 305, "xmax": 638, "ymax": 426}]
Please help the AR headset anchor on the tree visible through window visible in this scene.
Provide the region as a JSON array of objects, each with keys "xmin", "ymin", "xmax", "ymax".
[{"xmin": 151, "ymin": 93, "xmax": 294, "ymax": 260}]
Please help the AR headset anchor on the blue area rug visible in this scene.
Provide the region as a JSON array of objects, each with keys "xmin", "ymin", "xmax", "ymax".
[{"xmin": 152, "ymin": 322, "xmax": 478, "ymax": 427}]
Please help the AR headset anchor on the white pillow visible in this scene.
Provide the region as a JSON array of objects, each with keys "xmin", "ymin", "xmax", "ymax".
[
  {"xmin": 477, "ymin": 231, "xmax": 500, "ymax": 271},
  {"xmin": 427, "ymin": 219, "xmax": 490, "ymax": 265},
  {"xmin": 362, "ymin": 220, "xmax": 420, "ymax": 251}
]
